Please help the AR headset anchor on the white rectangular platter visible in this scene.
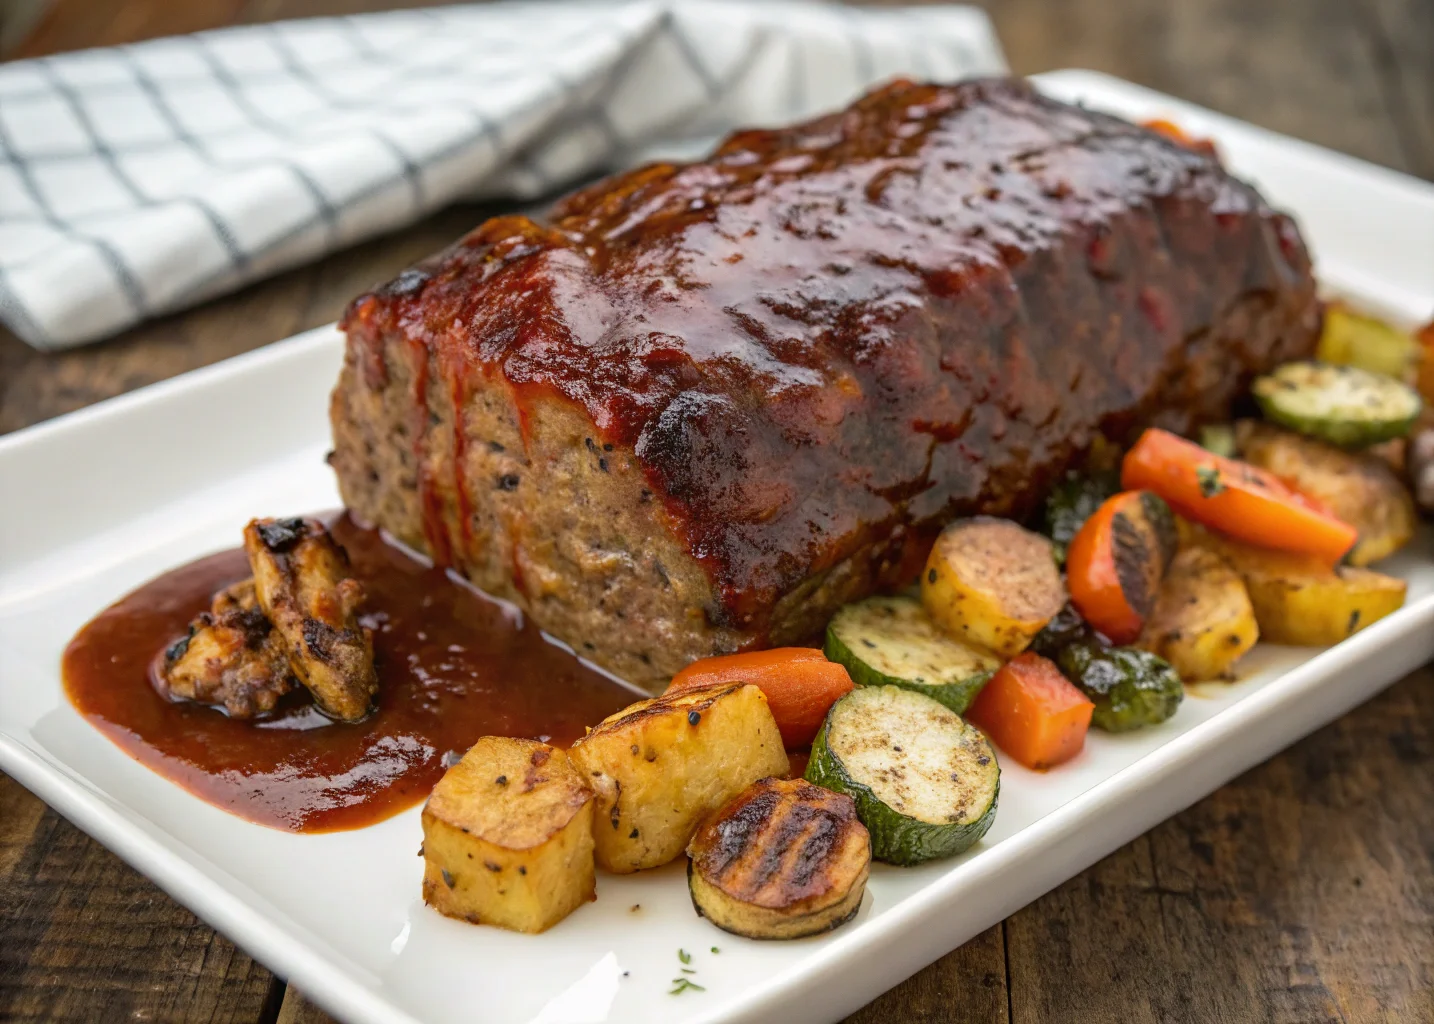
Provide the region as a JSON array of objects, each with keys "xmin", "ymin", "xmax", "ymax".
[{"xmin": 2, "ymin": 70, "xmax": 1432, "ymax": 1024}]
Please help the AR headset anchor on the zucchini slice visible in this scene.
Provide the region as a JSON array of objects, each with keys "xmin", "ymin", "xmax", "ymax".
[
  {"xmin": 825, "ymin": 596, "xmax": 1000, "ymax": 713},
  {"xmin": 687, "ymin": 777, "xmax": 870, "ymax": 940},
  {"xmin": 805, "ymin": 686, "xmax": 999, "ymax": 865},
  {"xmin": 1253, "ymin": 361, "xmax": 1420, "ymax": 448}
]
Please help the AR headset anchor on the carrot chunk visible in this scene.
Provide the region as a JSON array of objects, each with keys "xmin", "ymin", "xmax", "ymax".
[
  {"xmin": 965, "ymin": 653, "xmax": 1094, "ymax": 770},
  {"xmin": 1122, "ymin": 428, "xmax": 1357, "ymax": 565},
  {"xmin": 1066, "ymin": 490, "xmax": 1175, "ymax": 644},
  {"xmin": 666, "ymin": 648, "xmax": 854, "ymax": 750}
]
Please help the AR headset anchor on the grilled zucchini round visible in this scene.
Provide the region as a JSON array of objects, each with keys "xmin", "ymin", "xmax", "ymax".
[
  {"xmin": 806, "ymin": 686, "xmax": 999, "ymax": 865},
  {"xmin": 825, "ymin": 596, "xmax": 1000, "ymax": 714},
  {"xmin": 1253, "ymin": 361, "xmax": 1420, "ymax": 448},
  {"xmin": 687, "ymin": 777, "xmax": 870, "ymax": 940}
]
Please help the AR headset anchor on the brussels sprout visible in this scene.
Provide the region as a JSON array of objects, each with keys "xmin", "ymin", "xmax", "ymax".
[
  {"xmin": 1055, "ymin": 641, "xmax": 1183, "ymax": 732},
  {"xmin": 1041, "ymin": 470, "xmax": 1121, "ymax": 565},
  {"xmin": 1029, "ymin": 603, "xmax": 1095, "ymax": 657}
]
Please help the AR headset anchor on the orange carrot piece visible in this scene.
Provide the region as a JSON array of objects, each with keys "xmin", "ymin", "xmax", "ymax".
[
  {"xmin": 965, "ymin": 653, "xmax": 1094, "ymax": 771},
  {"xmin": 666, "ymin": 648, "xmax": 854, "ymax": 750},
  {"xmin": 1122, "ymin": 428, "xmax": 1357, "ymax": 565},
  {"xmin": 1066, "ymin": 490, "xmax": 1172, "ymax": 644}
]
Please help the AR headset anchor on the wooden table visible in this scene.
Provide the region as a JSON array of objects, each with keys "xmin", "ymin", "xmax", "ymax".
[{"xmin": 3, "ymin": 0, "xmax": 1432, "ymax": 1020}]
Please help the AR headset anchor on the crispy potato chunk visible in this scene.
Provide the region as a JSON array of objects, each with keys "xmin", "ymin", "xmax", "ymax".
[
  {"xmin": 1139, "ymin": 547, "xmax": 1258, "ymax": 681},
  {"xmin": 243, "ymin": 517, "xmax": 376, "ymax": 721},
  {"xmin": 1189, "ymin": 529, "xmax": 1406, "ymax": 646},
  {"xmin": 421, "ymin": 738, "xmax": 596, "ymax": 934},
  {"xmin": 568, "ymin": 684, "xmax": 788, "ymax": 873},
  {"xmin": 921, "ymin": 517, "xmax": 1066, "ymax": 658},
  {"xmin": 688, "ymin": 777, "xmax": 870, "ymax": 940},
  {"xmin": 1236, "ymin": 420, "xmax": 1415, "ymax": 566},
  {"xmin": 160, "ymin": 579, "xmax": 296, "ymax": 718}
]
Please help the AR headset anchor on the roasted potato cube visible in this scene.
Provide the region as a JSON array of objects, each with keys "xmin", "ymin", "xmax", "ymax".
[
  {"xmin": 1189, "ymin": 530, "xmax": 1407, "ymax": 646},
  {"xmin": 421, "ymin": 738, "xmax": 595, "ymax": 933},
  {"xmin": 1235, "ymin": 420, "xmax": 1415, "ymax": 566},
  {"xmin": 687, "ymin": 777, "xmax": 870, "ymax": 940},
  {"xmin": 568, "ymin": 683, "xmax": 788, "ymax": 873},
  {"xmin": 921, "ymin": 517, "xmax": 1066, "ymax": 658},
  {"xmin": 1139, "ymin": 547, "xmax": 1258, "ymax": 681}
]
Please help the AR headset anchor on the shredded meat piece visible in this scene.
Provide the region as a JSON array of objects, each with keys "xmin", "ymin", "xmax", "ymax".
[
  {"xmin": 160, "ymin": 579, "xmax": 296, "ymax": 718},
  {"xmin": 243, "ymin": 516, "xmax": 378, "ymax": 722}
]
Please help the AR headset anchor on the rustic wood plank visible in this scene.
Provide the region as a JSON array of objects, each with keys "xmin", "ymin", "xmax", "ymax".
[
  {"xmin": 977, "ymin": 0, "xmax": 1423, "ymax": 178},
  {"xmin": 0, "ymin": 774, "xmax": 283, "ymax": 1024},
  {"xmin": 1355, "ymin": 0, "xmax": 1434, "ymax": 181},
  {"xmin": 1005, "ymin": 671, "xmax": 1434, "ymax": 1024}
]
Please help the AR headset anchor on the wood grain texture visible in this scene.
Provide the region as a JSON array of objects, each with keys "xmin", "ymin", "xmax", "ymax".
[
  {"xmin": 2, "ymin": 0, "xmax": 1432, "ymax": 1020},
  {"xmin": 0, "ymin": 775, "xmax": 283, "ymax": 1024}
]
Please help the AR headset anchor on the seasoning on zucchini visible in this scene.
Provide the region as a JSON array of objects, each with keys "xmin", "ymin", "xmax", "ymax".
[
  {"xmin": 687, "ymin": 777, "xmax": 870, "ymax": 940},
  {"xmin": 1041, "ymin": 469, "xmax": 1121, "ymax": 565},
  {"xmin": 1316, "ymin": 301, "xmax": 1418, "ymax": 380},
  {"xmin": 825, "ymin": 596, "xmax": 1000, "ymax": 714},
  {"xmin": 805, "ymin": 686, "xmax": 999, "ymax": 865},
  {"xmin": 1253, "ymin": 361, "xmax": 1421, "ymax": 448},
  {"xmin": 1054, "ymin": 641, "xmax": 1183, "ymax": 732}
]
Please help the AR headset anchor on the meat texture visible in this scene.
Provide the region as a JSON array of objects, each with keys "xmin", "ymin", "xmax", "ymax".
[
  {"xmin": 330, "ymin": 77, "xmax": 1320, "ymax": 690},
  {"xmin": 243, "ymin": 517, "xmax": 377, "ymax": 722},
  {"xmin": 159, "ymin": 579, "xmax": 296, "ymax": 718}
]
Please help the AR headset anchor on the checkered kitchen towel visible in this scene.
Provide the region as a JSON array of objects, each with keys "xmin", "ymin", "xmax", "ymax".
[{"xmin": 0, "ymin": 1, "xmax": 1005, "ymax": 350}]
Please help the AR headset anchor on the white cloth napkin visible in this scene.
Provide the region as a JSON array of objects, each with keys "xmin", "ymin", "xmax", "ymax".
[{"xmin": 0, "ymin": 1, "xmax": 1005, "ymax": 350}]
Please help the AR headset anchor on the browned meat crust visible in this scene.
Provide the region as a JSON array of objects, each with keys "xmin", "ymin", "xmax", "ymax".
[
  {"xmin": 159, "ymin": 579, "xmax": 296, "ymax": 718},
  {"xmin": 331, "ymin": 77, "xmax": 1319, "ymax": 690}
]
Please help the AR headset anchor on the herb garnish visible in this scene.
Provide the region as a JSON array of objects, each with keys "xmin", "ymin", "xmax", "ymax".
[
  {"xmin": 710, "ymin": 946, "xmax": 720, "ymax": 954},
  {"xmin": 669, "ymin": 978, "xmax": 706, "ymax": 995},
  {"xmin": 678, "ymin": 948, "xmax": 692, "ymax": 964},
  {"xmin": 1196, "ymin": 465, "xmax": 1226, "ymax": 498}
]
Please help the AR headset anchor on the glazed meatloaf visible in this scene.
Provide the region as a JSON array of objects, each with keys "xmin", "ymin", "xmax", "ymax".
[{"xmin": 331, "ymin": 77, "xmax": 1319, "ymax": 691}]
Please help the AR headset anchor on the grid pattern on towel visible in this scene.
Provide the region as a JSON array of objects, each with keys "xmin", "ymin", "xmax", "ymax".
[{"xmin": 0, "ymin": 1, "xmax": 1005, "ymax": 350}]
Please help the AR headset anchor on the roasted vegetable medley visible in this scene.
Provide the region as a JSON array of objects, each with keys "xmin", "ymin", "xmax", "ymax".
[{"xmin": 416, "ymin": 300, "xmax": 1431, "ymax": 943}]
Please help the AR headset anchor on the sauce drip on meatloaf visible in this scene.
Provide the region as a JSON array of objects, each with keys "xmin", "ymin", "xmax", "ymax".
[{"xmin": 334, "ymin": 77, "xmax": 1318, "ymax": 688}]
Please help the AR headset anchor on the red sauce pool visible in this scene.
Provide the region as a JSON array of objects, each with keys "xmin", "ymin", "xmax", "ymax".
[{"xmin": 61, "ymin": 514, "xmax": 640, "ymax": 833}]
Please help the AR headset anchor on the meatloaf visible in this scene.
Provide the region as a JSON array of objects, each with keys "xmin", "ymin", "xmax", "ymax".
[{"xmin": 331, "ymin": 77, "xmax": 1319, "ymax": 691}]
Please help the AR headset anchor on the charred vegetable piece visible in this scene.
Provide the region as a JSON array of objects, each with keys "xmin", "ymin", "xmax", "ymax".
[
  {"xmin": 1066, "ymin": 491, "xmax": 1177, "ymax": 644},
  {"xmin": 1041, "ymin": 469, "xmax": 1121, "ymax": 565},
  {"xmin": 1253, "ymin": 361, "xmax": 1420, "ymax": 448},
  {"xmin": 687, "ymin": 777, "xmax": 870, "ymax": 940},
  {"xmin": 421, "ymin": 738, "xmax": 595, "ymax": 934},
  {"xmin": 1030, "ymin": 603, "xmax": 1095, "ymax": 657},
  {"xmin": 921, "ymin": 517, "xmax": 1066, "ymax": 659},
  {"xmin": 1235, "ymin": 420, "xmax": 1415, "ymax": 566},
  {"xmin": 1190, "ymin": 531, "xmax": 1407, "ymax": 646},
  {"xmin": 1317, "ymin": 302, "xmax": 1418, "ymax": 380},
  {"xmin": 243, "ymin": 517, "xmax": 376, "ymax": 722},
  {"xmin": 965, "ymin": 653, "xmax": 1093, "ymax": 770},
  {"xmin": 805, "ymin": 686, "xmax": 999, "ymax": 865},
  {"xmin": 1055, "ymin": 641, "xmax": 1183, "ymax": 732},
  {"xmin": 1123, "ymin": 428, "xmax": 1357, "ymax": 565},
  {"xmin": 1138, "ymin": 547, "xmax": 1258, "ymax": 682},
  {"xmin": 568, "ymin": 683, "xmax": 788, "ymax": 873},
  {"xmin": 825, "ymin": 596, "xmax": 1000, "ymax": 714},
  {"xmin": 160, "ymin": 579, "xmax": 296, "ymax": 718},
  {"xmin": 666, "ymin": 648, "xmax": 853, "ymax": 750}
]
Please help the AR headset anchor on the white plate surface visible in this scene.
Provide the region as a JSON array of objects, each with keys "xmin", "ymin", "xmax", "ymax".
[{"xmin": 2, "ymin": 70, "xmax": 1433, "ymax": 1024}]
